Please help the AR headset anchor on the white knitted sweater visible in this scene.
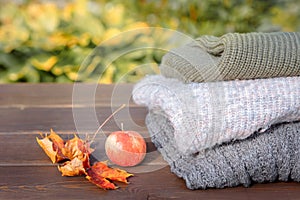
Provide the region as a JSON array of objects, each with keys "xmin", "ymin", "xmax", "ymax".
[{"xmin": 133, "ymin": 75, "xmax": 300, "ymax": 155}]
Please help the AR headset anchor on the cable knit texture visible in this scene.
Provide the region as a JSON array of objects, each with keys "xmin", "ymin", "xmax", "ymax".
[
  {"xmin": 133, "ymin": 75, "xmax": 300, "ymax": 155},
  {"xmin": 146, "ymin": 112, "xmax": 300, "ymax": 189},
  {"xmin": 160, "ymin": 32, "xmax": 300, "ymax": 82}
]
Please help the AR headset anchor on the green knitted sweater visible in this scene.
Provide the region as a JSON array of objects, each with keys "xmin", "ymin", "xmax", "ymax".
[{"xmin": 160, "ymin": 32, "xmax": 300, "ymax": 82}]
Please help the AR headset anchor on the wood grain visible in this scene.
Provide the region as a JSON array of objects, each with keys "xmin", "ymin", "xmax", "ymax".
[
  {"xmin": 0, "ymin": 83, "xmax": 135, "ymax": 107},
  {"xmin": 1, "ymin": 166, "xmax": 300, "ymax": 200},
  {"xmin": 0, "ymin": 106, "xmax": 147, "ymax": 132},
  {"xmin": 0, "ymin": 132, "xmax": 162, "ymax": 167},
  {"xmin": 0, "ymin": 83, "xmax": 300, "ymax": 199}
]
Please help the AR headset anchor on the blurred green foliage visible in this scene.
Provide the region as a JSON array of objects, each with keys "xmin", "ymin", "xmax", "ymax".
[{"xmin": 0, "ymin": 0, "xmax": 299, "ymax": 83}]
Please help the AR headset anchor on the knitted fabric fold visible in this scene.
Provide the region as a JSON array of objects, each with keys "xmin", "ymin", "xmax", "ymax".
[
  {"xmin": 146, "ymin": 111, "xmax": 300, "ymax": 189},
  {"xmin": 132, "ymin": 75, "xmax": 300, "ymax": 155},
  {"xmin": 160, "ymin": 32, "xmax": 300, "ymax": 83}
]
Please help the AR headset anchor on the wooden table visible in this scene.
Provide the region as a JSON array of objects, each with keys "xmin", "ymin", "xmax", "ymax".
[{"xmin": 1, "ymin": 83, "xmax": 300, "ymax": 200}]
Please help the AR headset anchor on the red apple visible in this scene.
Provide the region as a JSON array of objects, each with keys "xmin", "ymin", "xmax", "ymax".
[{"xmin": 105, "ymin": 131, "xmax": 146, "ymax": 167}]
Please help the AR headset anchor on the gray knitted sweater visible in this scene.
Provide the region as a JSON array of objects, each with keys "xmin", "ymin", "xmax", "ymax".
[
  {"xmin": 160, "ymin": 32, "xmax": 300, "ymax": 82},
  {"xmin": 146, "ymin": 112, "xmax": 300, "ymax": 189}
]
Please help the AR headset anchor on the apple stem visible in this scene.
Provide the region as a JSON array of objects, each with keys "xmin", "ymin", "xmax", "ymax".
[
  {"xmin": 90, "ymin": 104, "xmax": 126, "ymax": 143},
  {"xmin": 121, "ymin": 123, "xmax": 124, "ymax": 131}
]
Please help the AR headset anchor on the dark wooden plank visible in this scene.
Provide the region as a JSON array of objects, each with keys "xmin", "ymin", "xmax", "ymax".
[
  {"xmin": 0, "ymin": 83, "xmax": 135, "ymax": 107},
  {"xmin": 0, "ymin": 133, "xmax": 162, "ymax": 167},
  {"xmin": 0, "ymin": 166, "xmax": 148, "ymax": 200},
  {"xmin": 1, "ymin": 132, "xmax": 300, "ymax": 199},
  {"xmin": 1, "ymin": 166, "xmax": 300, "ymax": 200},
  {"xmin": 1, "ymin": 83, "xmax": 300, "ymax": 199},
  {"xmin": 0, "ymin": 106, "xmax": 147, "ymax": 132}
]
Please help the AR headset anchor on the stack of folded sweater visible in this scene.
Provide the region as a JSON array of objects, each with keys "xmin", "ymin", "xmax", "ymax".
[{"xmin": 132, "ymin": 32, "xmax": 300, "ymax": 189}]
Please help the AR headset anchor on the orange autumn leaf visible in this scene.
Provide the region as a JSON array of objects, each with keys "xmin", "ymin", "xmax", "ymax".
[
  {"xmin": 36, "ymin": 128, "xmax": 134, "ymax": 190},
  {"xmin": 58, "ymin": 154, "xmax": 89, "ymax": 176},
  {"xmin": 36, "ymin": 135, "xmax": 57, "ymax": 163},
  {"xmin": 86, "ymin": 171, "xmax": 117, "ymax": 190},
  {"xmin": 90, "ymin": 161, "xmax": 133, "ymax": 183},
  {"xmin": 62, "ymin": 134, "xmax": 94, "ymax": 160},
  {"xmin": 36, "ymin": 129, "xmax": 68, "ymax": 163},
  {"xmin": 48, "ymin": 129, "xmax": 68, "ymax": 162},
  {"xmin": 85, "ymin": 161, "xmax": 133, "ymax": 189},
  {"xmin": 58, "ymin": 157, "xmax": 85, "ymax": 176}
]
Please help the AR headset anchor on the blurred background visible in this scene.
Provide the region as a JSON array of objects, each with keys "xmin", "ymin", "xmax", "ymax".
[{"xmin": 0, "ymin": 0, "xmax": 299, "ymax": 83}]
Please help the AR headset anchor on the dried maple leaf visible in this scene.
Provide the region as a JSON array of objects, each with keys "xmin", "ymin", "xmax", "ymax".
[
  {"xmin": 36, "ymin": 109, "xmax": 135, "ymax": 191},
  {"xmin": 85, "ymin": 161, "xmax": 133, "ymax": 189},
  {"xmin": 58, "ymin": 154, "xmax": 90, "ymax": 176},
  {"xmin": 48, "ymin": 129, "xmax": 68, "ymax": 162},
  {"xmin": 36, "ymin": 134, "xmax": 57, "ymax": 163},
  {"xmin": 36, "ymin": 129, "xmax": 68, "ymax": 163},
  {"xmin": 62, "ymin": 134, "xmax": 94, "ymax": 160},
  {"xmin": 91, "ymin": 161, "xmax": 133, "ymax": 183},
  {"xmin": 86, "ymin": 169, "xmax": 117, "ymax": 190}
]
